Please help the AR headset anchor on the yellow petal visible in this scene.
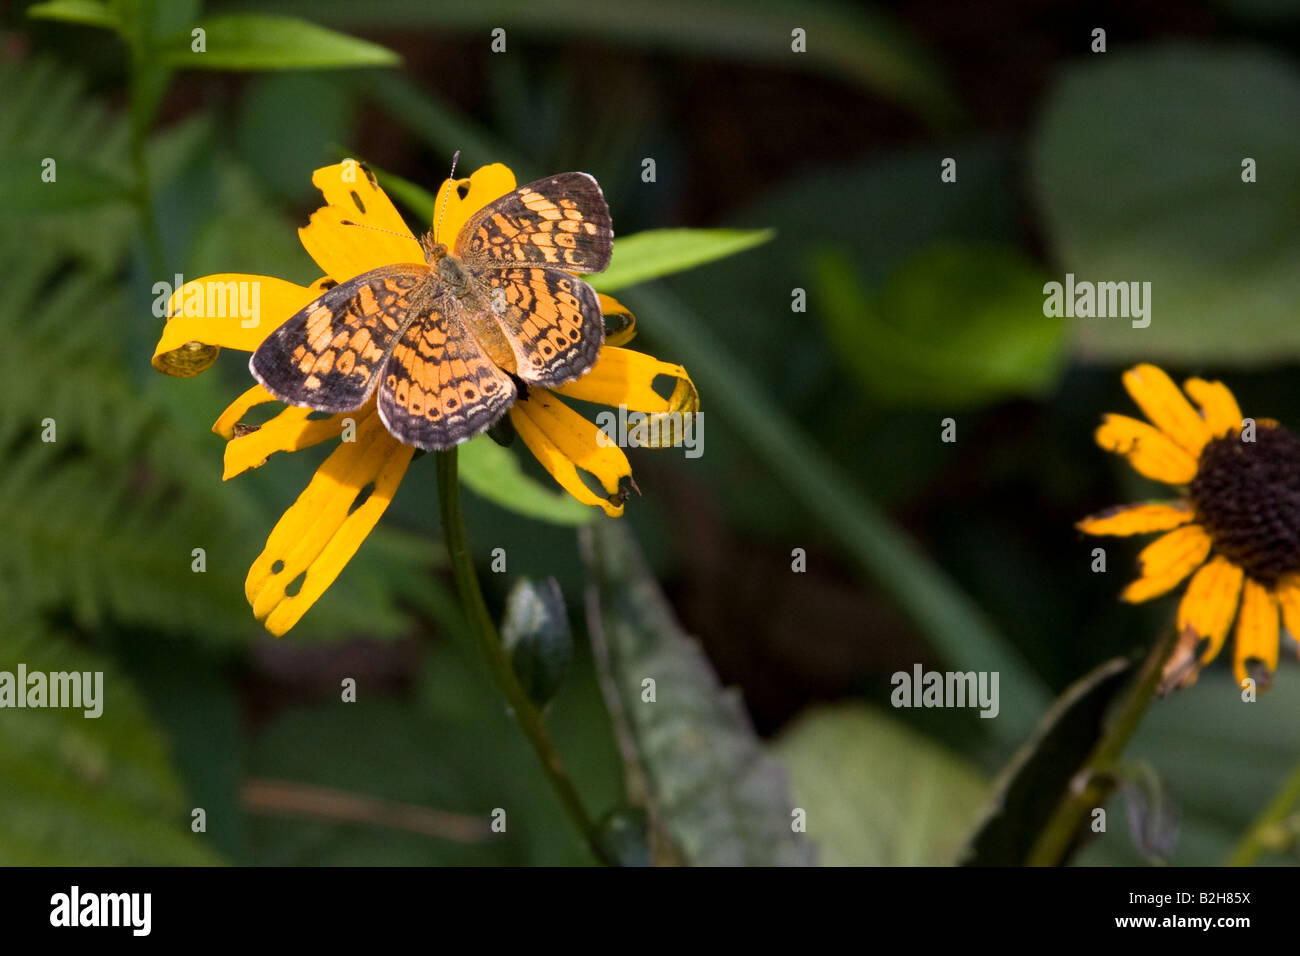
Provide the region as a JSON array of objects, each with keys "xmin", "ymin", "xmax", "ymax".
[
  {"xmin": 245, "ymin": 410, "xmax": 414, "ymax": 636},
  {"xmin": 552, "ymin": 347, "xmax": 699, "ymax": 450},
  {"xmin": 1183, "ymin": 377, "xmax": 1243, "ymax": 440},
  {"xmin": 212, "ymin": 384, "xmax": 278, "ymax": 439},
  {"xmin": 509, "ymin": 391, "xmax": 630, "ymax": 518},
  {"xmin": 299, "ymin": 161, "xmax": 424, "ymax": 282},
  {"xmin": 1233, "ymin": 578, "xmax": 1279, "ymax": 688},
  {"xmin": 1096, "ymin": 414, "xmax": 1199, "ymax": 485},
  {"xmin": 433, "ymin": 163, "xmax": 518, "ymax": 247},
  {"xmin": 1176, "ymin": 555, "xmax": 1243, "ymax": 665},
  {"xmin": 152, "ymin": 274, "xmax": 324, "ymax": 375},
  {"xmin": 599, "ymin": 294, "xmax": 637, "ymax": 346},
  {"xmin": 1076, "ymin": 501, "xmax": 1192, "ymax": 537},
  {"xmin": 1122, "ymin": 364, "xmax": 1212, "ymax": 456},
  {"xmin": 1277, "ymin": 576, "xmax": 1300, "ymax": 653},
  {"xmin": 1121, "ymin": 524, "xmax": 1212, "ymax": 602},
  {"xmin": 222, "ymin": 404, "xmax": 363, "ymax": 480}
]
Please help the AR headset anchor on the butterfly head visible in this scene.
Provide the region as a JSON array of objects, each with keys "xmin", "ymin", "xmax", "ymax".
[{"xmin": 419, "ymin": 232, "xmax": 450, "ymax": 264}]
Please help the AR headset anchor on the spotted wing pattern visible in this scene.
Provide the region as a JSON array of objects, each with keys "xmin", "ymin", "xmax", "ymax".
[
  {"xmin": 376, "ymin": 297, "xmax": 517, "ymax": 450},
  {"xmin": 482, "ymin": 267, "xmax": 604, "ymax": 387},
  {"xmin": 250, "ymin": 266, "xmax": 429, "ymax": 413},
  {"xmin": 456, "ymin": 172, "xmax": 613, "ymax": 273}
]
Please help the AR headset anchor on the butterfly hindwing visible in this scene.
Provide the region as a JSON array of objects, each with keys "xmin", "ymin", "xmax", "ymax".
[
  {"xmin": 250, "ymin": 265, "xmax": 430, "ymax": 412},
  {"xmin": 481, "ymin": 267, "xmax": 605, "ymax": 388},
  {"xmin": 456, "ymin": 172, "xmax": 613, "ymax": 273},
  {"xmin": 376, "ymin": 296, "xmax": 517, "ymax": 450}
]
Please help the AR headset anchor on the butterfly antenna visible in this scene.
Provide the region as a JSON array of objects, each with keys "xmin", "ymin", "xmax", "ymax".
[
  {"xmin": 434, "ymin": 150, "xmax": 461, "ymax": 239},
  {"xmin": 338, "ymin": 220, "xmax": 416, "ymax": 241}
]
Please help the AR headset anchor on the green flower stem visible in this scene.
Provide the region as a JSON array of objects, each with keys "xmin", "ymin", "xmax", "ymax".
[
  {"xmin": 434, "ymin": 448, "xmax": 609, "ymax": 864},
  {"xmin": 1225, "ymin": 758, "xmax": 1300, "ymax": 866},
  {"xmin": 1026, "ymin": 625, "xmax": 1180, "ymax": 866}
]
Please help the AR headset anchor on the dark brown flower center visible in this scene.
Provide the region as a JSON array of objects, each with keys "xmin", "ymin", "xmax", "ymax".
[{"xmin": 1189, "ymin": 425, "xmax": 1300, "ymax": 587}]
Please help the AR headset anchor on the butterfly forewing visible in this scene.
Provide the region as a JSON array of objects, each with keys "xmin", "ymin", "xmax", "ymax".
[
  {"xmin": 250, "ymin": 265, "xmax": 429, "ymax": 412},
  {"xmin": 456, "ymin": 172, "xmax": 614, "ymax": 273},
  {"xmin": 376, "ymin": 297, "xmax": 517, "ymax": 450}
]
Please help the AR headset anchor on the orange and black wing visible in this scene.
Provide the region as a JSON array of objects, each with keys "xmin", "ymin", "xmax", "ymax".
[
  {"xmin": 480, "ymin": 267, "xmax": 605, "ymax": 388},
  {"xmin": 250, "ymin": 266, "xmax": 429, "ymax": 413},
  {"xmin": 376, "ymin": 297, "xmax": 517, "ymax": 450},
  {"xmin": 455, "ymin": 172, "xmax": 613, "ymax": 273}
]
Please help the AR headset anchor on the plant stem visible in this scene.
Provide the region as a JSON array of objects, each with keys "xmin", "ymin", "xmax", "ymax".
[
  {"xmin": 434, "ymin": 448, "xmax": 609, "ymax": 864},
  {"xmin": 1225, "ymin": 758, "xmax": 1300, "ymax": 866},
  {"xmin": 1026, "ymin": 625, "xmax": 1180, "ymax": 866}
]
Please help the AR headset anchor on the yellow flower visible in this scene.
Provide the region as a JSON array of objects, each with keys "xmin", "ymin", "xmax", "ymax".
[
  {"xmin": 152, "ymin": 161, "xmax": 698, "ymax": 636},
  {"xmin": 1078, "ymin": 364, "xmax": 1300, "ymax": 691}
]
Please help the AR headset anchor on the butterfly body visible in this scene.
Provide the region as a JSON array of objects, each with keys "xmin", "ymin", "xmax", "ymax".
[{"xmin": 251, "ymin": 172, "xmax": 613, "ymax": 450}]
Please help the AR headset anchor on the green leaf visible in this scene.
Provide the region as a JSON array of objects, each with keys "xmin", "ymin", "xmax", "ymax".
[
  {"xmin": 582, "ymin": 519, "xmax": 815, "ymax": 865},
  {"xmin": 815, "ymin": 242, "xmax": 1067, "ymax": 406},
  {"xmin": 158, "ymin": 14, "xmax": 401, "ymax": 70},
  {"xmin": 458, "ymin": 434, "xmax": 594, "ymax": 526},
  {"xmin": 0, "ymin": 623, "xmax": 221, "ymax": 864},
  {"xmin": 1030, "ymin": 44, "xmax": 1300, "ymax": 363},
  {"xmin": 27, "ymin": 0, "xmax": 120, "ymax": 30},
  {"xmin": 0, "ymin": 155, "xmax": 131, "ymax": 212},
  {"xmin": 590, "ymin": 228, "xmax": 775, "ymax": 293},
  {"xmin": 960, "ymin": 657, "xmax": 1132, "ymax": 866},
  {"xmin": 772, "ymin": 704, "xmax": 988, "ymax": 865},
  {"xmin": 500, "ymin": 577, "xmax": 573, "ymax": 709}
]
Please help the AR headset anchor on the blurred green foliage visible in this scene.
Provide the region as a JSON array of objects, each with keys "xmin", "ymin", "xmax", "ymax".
[{"xmin": 3, "ymin": 0, "xmax": 1300, "ymax": 867}]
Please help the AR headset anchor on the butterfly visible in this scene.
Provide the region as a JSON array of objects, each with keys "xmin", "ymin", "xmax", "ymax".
[{"xmin": 250, "ymin": 171, "xmax": 614, "ymax": 450}]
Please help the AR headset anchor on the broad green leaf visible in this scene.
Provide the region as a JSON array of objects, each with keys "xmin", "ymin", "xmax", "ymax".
[
  {"xmin": 1031, "ymin": 45, "xmax": 1300, "ymax": 363},
  {"xmin": 961, "ymin": 658, "xmax": 1131, "ymax": 866},
  {"xmin": 500, "ymin": 577, "xmax": 573, "ymax": 709},
  {"xmin": 27, "ymin": 0, "xmax": 120, "ymax": 30},
  {"xmin": 158, "ymin": 14, "xmax": 401, "ymax": 70},
  {"xmin": 459, "ymin": 434, "xmax": 594, "ymax": 526},
  {"xmin": 772, "ymin": 704, "xmax": 987, "ymax": 865},
  {"xmin": 0, "ymin": 624, "xmax": 221, "ymax": 864},
  {"xmin": 582, "ymin": 519, "xmax": 815, "ymax": 865},
  {"xmin": 815, "ymin": 242, "xmax": 1066, "ymax": 406},
  {"xmin": 0, "ymin": 155, "xmax": 131, "ymax": 212},
  {"xmin": 590, "ymin": 228, "xmax": 775, "ymax": 293}
]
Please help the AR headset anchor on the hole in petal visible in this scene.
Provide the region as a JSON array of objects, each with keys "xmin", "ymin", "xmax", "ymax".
[
  {"xmin": 271, "ymin": 559, "xmax": 285, "ymax": 575},
  {"xmin": 306, "ymin": 410, "xmax": 333, "ymax": 421},
  {"xmin": 349, "ymin": 481, "xmax": 375, "ymax": 516},
  {"xmin": 349, "ymin": 190, "xmax": 366, "ymax": 214},
  {"xmin": 456, "ymin": 182, "xmax": 470, "ymax": 199},
  {"xmin": 285, "ymin": 572, "xmax": 306, "ymax": 597},
  {"xmin": 651, "ymin": 374, "xmax": 679, "ymax": 401}
]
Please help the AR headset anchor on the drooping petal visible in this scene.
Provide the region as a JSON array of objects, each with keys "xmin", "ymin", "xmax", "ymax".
[
  {"xmin": 1096, "ymin": 414, "xmax": 1199, "ymax": 485},
  {"xmin": 299, "ymin": 161, "xmax": 424, "ymax": 283},
  {"xmin": 212, "ymin": 383, "xmax": 278, "ymax": 439},
  {"xmin": 1183, "ymin": 377, "xmax": 1243, "ymax": 440},
  {"xmin": 432, "ymin": 163, "xmax": 518, "ymax": 246},
  {"xmin": 1122, "ymin": 364, "xmax": 1212, "ymax": 456},
  {"xmin": 509, "ymin": 391, "xmax": 630, "ymax": 518},
  {"xmin": 1076, "ymin": 501, "xmax": 1193, "ymax": 537},
  {"xmin": 245, "ymin": 409, "xmax": 415, "ymax": 636},
  {"xmin": 152, "ymin": 274, "xmax": 325, "ymax": 375},
  {"xmin": 1121, "ymin": 524, "xmax": 1212, "ymax": 602},
  {"xmin": 1276, "ymin": 576, "xmax": 1300, "ymax": 651},
  {"xmin": 222, "ymin": 404, "xmax": 364, "ymax": 480},
  {"xmin": 1233, "ymin": 578, "xmax": 1279, "ymax": 688},
  {"xmin": 1176, "ymin": 555, "xmax": 1244, "ymax": 665},
  {"xmin": 599, "ymin": 294, "xmax": 637, "ymax": 346}
]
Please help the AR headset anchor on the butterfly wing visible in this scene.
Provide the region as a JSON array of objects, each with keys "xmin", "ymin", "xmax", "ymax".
[
  {"xmin": 476, "ymin": 267, "xmax": 604, "ymax": 388},
  {"xmin": 376, "ymin": 295, "xmax": 517, "ymax": 450},
  {"xmin": 250, "ymin": 265, "xmax": 430, "ymax": 413},
  {"xmin": 455, "ymin": 172, "xmax": 613, "ymax": 273}
]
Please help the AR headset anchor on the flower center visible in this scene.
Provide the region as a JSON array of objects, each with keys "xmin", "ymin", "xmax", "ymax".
[{"xmin": 1189, "ymin": 425, "xmax": 1300, "ymax": 586}]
